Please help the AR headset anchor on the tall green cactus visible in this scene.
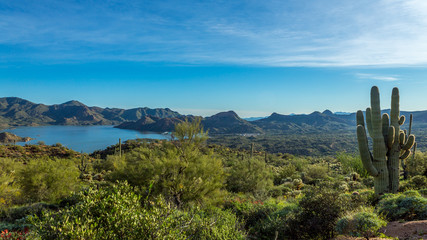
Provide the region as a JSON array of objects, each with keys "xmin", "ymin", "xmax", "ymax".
[{"xmin": 356, "ymin": 86, "xmax": 415, "ymax": 195}]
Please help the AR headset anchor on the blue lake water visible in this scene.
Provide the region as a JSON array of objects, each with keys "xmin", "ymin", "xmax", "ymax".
[{"xmin": 5, "ymin": 125, "xmax": 170, "ymax": 153}]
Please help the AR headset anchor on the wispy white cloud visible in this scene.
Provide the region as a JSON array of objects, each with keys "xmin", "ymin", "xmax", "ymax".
[
  {"xmin": 355, "ymin": 73, "xmax": 400, "ymax": 82},
  {"xmin": 2, "ymin": 0, "xmax": 427, "ymax": 67}
]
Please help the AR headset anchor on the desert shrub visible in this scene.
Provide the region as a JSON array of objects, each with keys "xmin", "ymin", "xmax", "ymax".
[
  {"xmin": 252, "ymin": 203, "xmax": 299, "ymax": 240},
  {"xmin": 273, "ymin": 164, "xmax": 296, "ymax": 185},
  {"xmin": 376, "ymin": 190, "xmax": 427, "ymax": 221},
  {"xmin": 347, "ymin": 181, "xmax": 365, "ymax": 191},
  {"xmin": 30, "ymin": 182, "xmax": 245, "ymax": 240},
  {"xmin": 303, "ymin": 164, "xmax": 329, "ymax": 184},
  {"xmin": 339, "ymin": 191, "xmax": 375, "ymax": 211},
  {"xmin": 108, "ymin": 142, "xmax": 226, "ymax": 207},
  {"xmin": 362, "ymin": 176, "xmax": 374, "ymax": 188},
  {"xmin": 224, "ymin": 196, "xmax": 276, "ymax": 229},
  {"xmin": 292, "ymin": 178, "xmax": 304, "ymax": 190},
  {"xmin": 287, "ymin": 187, "xmax": 347, "ymax": 240},
  {"xmin": 0, "ymin": 203, "xmax": 57, "ymax": 225},
  {"xmin": 224, "ymin": 196, "xmax": 297, "ymax": 239},
  {"xmin": 400, "ymin": 175, "xmax": 427, "ymax": 191},
  {"xmin": 336, "ymin": 152, "xmax": 369, "ymax": 178},
  {"xmin": 174, "ymin": 207, "xmax": 246, "ymax": 240},
  {"xmin": 268, "ymin": 185, "xmax": 283, "ymax": 198},
  {"xmin": 106, "ymin": 119, "xmax": 226, "ymax": 207},
  {"xmin": 226, "ymin": 157, "xmax": 273, "ymax": 196},
  {"xmin": 409, "ymin": 175, "xmax": 427, "ymax": 188},
  {"xmin": 406, "ymin": 151, "xmax": 427, "ymax": 177},
  {"xmin": 0, "ymin": 158, "xmax": 22, "ymax": 209},
  {"xmin": 287, "ymin": 156, "xmax": 309, "ymax": 172},
  {"xmin": 336, "ymin": 208, "xmax": 387, "ymax": 239},
  {"xmin": 16, "ymin": 158, "xmax": 80, "ymax": 203}
]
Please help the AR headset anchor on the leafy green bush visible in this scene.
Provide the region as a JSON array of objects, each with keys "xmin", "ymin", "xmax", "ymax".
[
  {"xmin": 407, "ymin": 151, "xmax": 427, "ymax": 177},
  {"xmin": 224, "ymin": 196, "xmax": 298, "ymax": 240},
  {"xmin": 303, "ymin": 164, "xmax": 329, "ymax": 184},
  {"xmin": 0, "ymin": 203, "xmax": 57, "ymax": 225},
  {"xmin": 16, "ymin": 158, "xmax": 80, "ymax": 203},
  {"xmin": 30, "ymin": 182, "xmax": 246, "ymax": 240},
  {"xmin": 286, "ymin": 187, "xmax": 347, "ymax": 240},
  {"xmin": 376, "ymin": 190, "xmax": 427, "ymax": 221},
  {"xmin": 336, "ymin": 152, "xmax": 368, "ymax": 178},
  {"xmin": 273, "ymin": 164, "xmax": 296, "ymax": 185},
  {"xmin": 226, "ymin": 157, "xmax": 273, "ymax": 196},
  {"xmin": 336, "ymin": 208, "xmax": 387, "ymax": 239},
  {"xmin": 106, "ymin": 119, "xmax": 226, "ymax": 207},
  {"xmin": 0, "ymin": 158, "xmax": 22, "ymax": 209},
  {"xmin": 252, "ymin": 203, "xmax": 298, "ymax": 240}
]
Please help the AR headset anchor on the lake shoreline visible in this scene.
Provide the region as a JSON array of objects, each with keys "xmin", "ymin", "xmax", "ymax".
[{"xmin": 3, "ymin": 125, "xmax": 169, "ymax": 153}]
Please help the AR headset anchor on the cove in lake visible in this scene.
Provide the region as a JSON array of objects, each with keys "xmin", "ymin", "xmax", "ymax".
[{"xmin": 5, "ymin": 125, "xmax": 170, "ymax": 153}]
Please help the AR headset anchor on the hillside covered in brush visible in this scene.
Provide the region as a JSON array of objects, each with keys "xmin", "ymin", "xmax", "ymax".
[
  {"xmin": 0, "ymin": 97, "xmax": 180, "ymax": 128},
  {"xmin": 2, "ymin": 97, "xmax": 427, "ymax": 135}
]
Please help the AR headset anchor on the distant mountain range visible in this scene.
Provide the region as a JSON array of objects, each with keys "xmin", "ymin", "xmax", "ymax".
[
  {"xmin": 0, "ymin": 97, "xmax": 180, "ymax": 129},
  {"xmin": 1, "ymin": 97, "xmax": 426, "ymax": 135}
]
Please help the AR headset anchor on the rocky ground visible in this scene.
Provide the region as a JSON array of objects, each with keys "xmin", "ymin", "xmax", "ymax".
[{"xmin": 335, "ymin": 220, "xmax": 427, "ymax": 240}]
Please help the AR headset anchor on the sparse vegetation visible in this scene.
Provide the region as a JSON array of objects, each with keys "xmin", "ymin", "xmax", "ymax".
[{"xmin": 1, "ymin": 116, "xmax": 427, "ymax": 239}]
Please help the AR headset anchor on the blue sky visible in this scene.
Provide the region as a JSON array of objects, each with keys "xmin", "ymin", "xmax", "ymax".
[{"xmin": 1, "ymin": 0, "xmax": 427, "ymax": 117}]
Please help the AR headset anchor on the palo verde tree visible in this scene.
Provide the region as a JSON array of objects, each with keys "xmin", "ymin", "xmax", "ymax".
[
  {"xmin": 107, "ymin": 117, "xmax": 225, "ymax": 208},
  {"xmin": 356, "ymin": 86, "xmax": 416, "ymax": 195},
  {"xmin": 167, "ymin": 117, "xmax": 225, "ymax": 207}
]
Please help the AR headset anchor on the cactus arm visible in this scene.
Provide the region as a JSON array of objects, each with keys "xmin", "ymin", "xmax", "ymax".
[
  {"xmin": 399, "ymin": 132, "xmax": 405, "ymax": 145},
  {"xmin": 382, "ymin": 113, "xmax": 390, "ymax": 143},
  {"xmin": 412, "ymin": 142, "xmax": 417, "ymax": 159},
  {"xmin": 408, "ymin": 114, "xmax": 413, "ymax": 136},
  {"xmin": 400, "ymin": 150, "xmax": 411, "ymax": 160},
  {"xmin": 390, "ymin": 88, "xmax": 399, "ymax": 125},
  {"xmin": 387, "ymin": 126, "xmax": 395, "ymax": 149},
  {"xmin": 366, "ymin": 107, "xmax": 373, "ymax": 137},
  {"xmin": 398, "ymin": 115, "xmax": 405, "ymax": 125},
  {"xmin": 402, "ymin": 135, "xmax": 415, "ymax": 151},
  {"xmin": 357, "ymin": 125, "xmax": 379, "ymax": 176},
  {"xmin": 357, "ymin": 110, "xmax": 365, "ymax": 127}
]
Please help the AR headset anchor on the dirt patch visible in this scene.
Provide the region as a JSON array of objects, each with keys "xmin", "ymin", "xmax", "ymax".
[
  {"xmin": 334, "ymin": 220, "xmax": 427, "ymax": 240},
  {"xmin": 381, "ymin": 220, "xmax": 427, "ymax": 240}
]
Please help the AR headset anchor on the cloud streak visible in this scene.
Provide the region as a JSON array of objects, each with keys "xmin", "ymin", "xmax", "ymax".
[
  {"xmin": 2, "ymin": 0, "xmax": 427, "ymax": 67},
  {"xmin": 355, "ymin": 73, "xmax": 400, "ymax": 82}
]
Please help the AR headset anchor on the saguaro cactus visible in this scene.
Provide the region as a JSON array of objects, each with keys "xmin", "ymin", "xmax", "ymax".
[{"xmin": 356, "ymin": 86, "xmax": 415, "ymax": 195}]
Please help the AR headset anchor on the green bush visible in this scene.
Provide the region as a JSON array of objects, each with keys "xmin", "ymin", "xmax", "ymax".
[
  {"xmin": 0, "ymin": 203, "xmax": 57, "ymax": 224},
  {"xmin": 338, "ymin": 191, "xmax": 375, "ymax": 211},
  {"xmin": 252, "ymin": 203, "xmax": 298, "ymax": 240},
  {"xmin": 30, "ymin": 182, "xmax": 246, "ymax": 240},
  {"xmin": 224, "ymin": 196, "xmax": 298, "ymax": 240},
  {"xmin": 0, "ymin": 158, "xmax": 22, "ymax": 209},
  {"xmin": 16, "ymin": 158, "xmax": 80, "ymax": 203},
  {"xmin": 273, "ymin": 164, "xmax": 296, "ymax": 185},
  {"xmin": 106, "ymin": 119, "xmax": 226, "ymax": 208},
  {"xmin": 226, "ymin": 157, "xmax": 273, "ymax": 196},
  {"xmin": 376, "ymin": 190, "xmax": 427, "ymax": 221},
  {"xmin": 400, "ymin": 175, "xmax": 427, "ymax": 191},
  {"xmin": 286, "ymin": 187, "xmax": 347, "ymax": 240},
  {"xmin": 336, "ymin": 208, "xmax": 387, "ymax": 239},
  {"xmin": 407, "ymin": 152, "xmax": 427, "ymax": 177},
  {"xmin": 336, "ymin": 152, "xmax": 369, "ymax": 178},
  {"xmin": 303, "ymin": 164, "xmax": 329, "ymax": 184}
]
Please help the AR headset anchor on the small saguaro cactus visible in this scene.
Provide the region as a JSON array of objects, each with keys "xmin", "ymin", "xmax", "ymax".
[{"xmin": 356, "ymin": 86, "xmax": 416, "ymax": 195}]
